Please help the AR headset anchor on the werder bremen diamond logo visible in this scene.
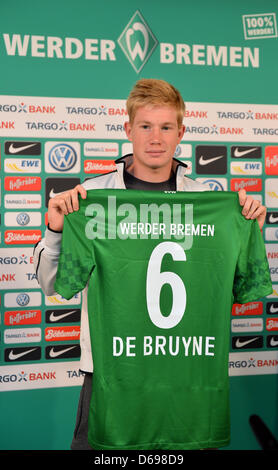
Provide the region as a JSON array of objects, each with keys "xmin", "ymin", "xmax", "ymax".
[{"xmin": 118, "ymin": 11, "xmax": 158, "ymax": 73}]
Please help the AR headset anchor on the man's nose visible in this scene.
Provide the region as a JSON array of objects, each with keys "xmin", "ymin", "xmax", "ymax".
[{"xmin": 150, "ymin": 127, "xmax": 162, "ymax": 143}]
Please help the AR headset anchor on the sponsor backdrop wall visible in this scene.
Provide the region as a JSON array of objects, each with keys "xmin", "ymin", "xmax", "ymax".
[{"xmin": 0, "ymin": 0, "xmax": 278, "ymax": 450}]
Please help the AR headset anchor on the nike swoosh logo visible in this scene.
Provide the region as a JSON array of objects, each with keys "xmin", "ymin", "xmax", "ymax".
[
  {"xmin": 235, "ymin": 337, "xmax": 259, "ymax": 348},
  {"xmin": 199, "ymin": 155, "xmax": 224, "ymax": 166},
  {"xmin": 49, "ymin": 346, "xmax": 76, "ymax": 358},
  {"xmin": 8, "ymin": 143, "xmax": 37, "ymax": 154},
  {"xmin": 49, "ymin": 188, "xmax": 64, "ymax": 198},
  {"xmin": 49, "ymin": 310, "xmax": 77, "ymax": 322},
  {"xmin": 234, "ymin": 147, "xmax": 258, "ymax": 157},
  {"xmin": 270, "ymin": 338, "xmax": 278, "ymax": 347},
  {"xmin": 9, "ymin": 348, "xmax": 38, "ymax": 360},
  {"xmin": 270, "ymin": 305, "xmax": 278, "ymax": 313},
  {"xmin": 269, "ymin": 214, "xmax": 278, "ymax": 223}
]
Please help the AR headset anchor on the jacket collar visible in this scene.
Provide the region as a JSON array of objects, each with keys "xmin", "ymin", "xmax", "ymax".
[{"xmin": 115, "ymin": 154, "xmax": 188, "ymax": 191}]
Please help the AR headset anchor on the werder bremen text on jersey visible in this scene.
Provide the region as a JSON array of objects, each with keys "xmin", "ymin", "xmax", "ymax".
[{"xmin": 84, "ymin": 195, "xmax": 215, "ymax": 251}]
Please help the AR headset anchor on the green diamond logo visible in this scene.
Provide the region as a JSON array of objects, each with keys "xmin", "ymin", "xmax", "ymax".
[{"xmin": 118, "ymin": 10, "xmax": 158, "ymax": 73}]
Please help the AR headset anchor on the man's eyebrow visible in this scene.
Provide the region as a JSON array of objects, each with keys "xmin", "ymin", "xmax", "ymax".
[{"xmin": 137, "ymin": 120, "xmax": 175, "ymax": 125}]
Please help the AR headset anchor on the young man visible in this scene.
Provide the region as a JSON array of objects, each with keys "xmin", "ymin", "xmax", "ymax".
[{"xmin": 34, "ymin": 79, "xmax": 267, "ymax": 449}]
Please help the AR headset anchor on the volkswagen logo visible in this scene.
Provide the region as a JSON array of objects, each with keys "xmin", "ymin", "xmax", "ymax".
[
  {"xmin": 203, "ymin": 179, "xmax": 224, "ymax": 191},
  {"xmin": 16, "ymin": 212, "xmax": 30, "ymax": 226},
  {"xmin": 16, "ymin": 293, "xmax": 30, "ymax": 306},
  {"xmin": 48, "ymin": 144, "xmax": 77, "ymax": 171}
]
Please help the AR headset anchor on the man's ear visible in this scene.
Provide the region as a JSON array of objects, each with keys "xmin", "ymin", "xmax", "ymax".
[
  {"xmin": 124, "ymin": 121, "xmax": 132, "ymax": 141},
  {"xmin": 178, "ymin": 124, "xmax": 185, "ymax": 142}
]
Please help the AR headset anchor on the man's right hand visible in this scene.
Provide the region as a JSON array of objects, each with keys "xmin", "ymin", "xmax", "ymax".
[{"xmin": 48, "ymin": 184, "xmax": 87, "ymax": 232}]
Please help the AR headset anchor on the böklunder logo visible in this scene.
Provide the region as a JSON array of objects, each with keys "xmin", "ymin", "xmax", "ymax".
[
  {"xmin": 45, "ymin": 326, "xmax": 80, "ymax": 341},
  {"xmin": 266, "ymin": 318, "xmax": 278, "ymax": 331},
  {"xmin": 84, "ymin": 159, "xmax": 116, "ymax": 173},
  {"xmin": 4, "ymin": 230, "xmax": 41, "ymax": 244}
]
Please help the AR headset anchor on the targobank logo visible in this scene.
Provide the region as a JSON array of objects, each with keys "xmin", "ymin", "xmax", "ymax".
[{"xmin": 118, "ymin": 11, "xmax": 158, "ymax": 73}]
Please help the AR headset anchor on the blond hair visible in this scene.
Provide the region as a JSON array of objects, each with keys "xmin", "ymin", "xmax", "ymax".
[{"xmin": 126, "ymin": 78, "xmax": 185, "ymax": 127}]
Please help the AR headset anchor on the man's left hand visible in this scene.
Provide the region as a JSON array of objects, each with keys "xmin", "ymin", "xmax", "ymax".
[{"xmin": 238, "ymin": 189, "xmax": 266, "ymax": 230}]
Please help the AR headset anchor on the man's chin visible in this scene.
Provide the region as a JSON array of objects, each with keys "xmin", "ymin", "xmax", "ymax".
[{"xmin": 145, "ymin": 156, "xmax": 170, "ymax": 170}]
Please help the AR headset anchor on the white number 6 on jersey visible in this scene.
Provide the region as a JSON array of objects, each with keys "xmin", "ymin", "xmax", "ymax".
[{"xmin": 146, "ymin": 241, "xmax": 187, "ymax": 329}]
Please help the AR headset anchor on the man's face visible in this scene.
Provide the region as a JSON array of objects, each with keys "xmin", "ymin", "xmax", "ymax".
[{"xmin": 124, "ymin": 105, "xmax": 185, "ymax": 180}]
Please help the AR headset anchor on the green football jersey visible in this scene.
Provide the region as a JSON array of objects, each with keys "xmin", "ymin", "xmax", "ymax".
[{"xmin": 54, "ymin": 189, "xmax": 272, "ymax": 450}]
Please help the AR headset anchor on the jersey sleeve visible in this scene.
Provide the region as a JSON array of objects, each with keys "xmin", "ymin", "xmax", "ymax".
[
  {"xmin": 233, "ymin": 218, "xmax": 272, "ymax": 303},
  {"xmin": 54, "ymin": 209, "xmax": 95, "ymax": 300}
]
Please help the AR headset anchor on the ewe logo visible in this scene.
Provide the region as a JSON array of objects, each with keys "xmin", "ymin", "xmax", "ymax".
[{"xmin": 118, "ymin": 11, "xmax": 158, "ymax": 73}]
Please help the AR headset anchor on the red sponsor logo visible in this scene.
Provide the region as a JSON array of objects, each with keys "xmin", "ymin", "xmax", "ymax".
[
  {"xmin": 0, "ymin": 121, "xmax": 15, "ymax": 129},
  {"xmin": 230, "ymin": 178, "xmax": 262, "ymax": 192},
  {"xmin": 108, "ymin": 107, "xmax": 128, "ymax": 116},
  {"xmin": 0, "ymin": 273, "xmax": 16, "ymax": 282},
  {"xmin": 69, "ymin": 123, "xmax": 95, "ymax": 131},
  {"xmin": 232, "ymin": 301, "xmax": 263, "ymax": 316},
  {"xmin": 265, "ymin": 146, "xmax": 278, "ymax": 175},
  {"xmin": 84, "ymin": 159, "xmax": 116, "ymax": 174},
  {"xmin": 266, "ymin": 317, "xmax": 278, "ymax": 331},
  {"xmin": 27, "ymin": 104, "xmax": 56, "ymax": 114},
  {"xmin": 4, "ymin": 176, "xmax": 41, "ymax": 191},
  {"xmin": 257, "ymin": 359, "xmax": 278, "ymax": 368},
  {"xmin": 29, "ymin": 372, "xmax": 56, "ymax": 381},
  {"xmin": 184, "ymin": 110, "xmax": 208, "ymax": 119},
  {"xmin": 45, "ymin": 326, "xmax": 80, "ymax": 341},
  {"xmin": 4, "ymin": 310, "xmax": 41, "ymax": 325},
  {"xmin": 255, "ymin": 112, "xmax": 278, "ymax": 120},
  {"xmin": 219, "ymin": 127, "xmax": 244, "ymax": 135},
  {"xmin": 4, "ymin": 230, "xmax": 41, "ymax": 244}
]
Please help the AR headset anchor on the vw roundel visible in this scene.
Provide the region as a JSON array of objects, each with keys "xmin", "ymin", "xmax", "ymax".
[
  {"xmin": 16, "ymin": 293, "xmax": 30, "ymax": 307},
  {"xmin": 49, "ymin": 143, "xmax": 77, "ymax": 171},
  {"xmin": 44, "ymin": 141, "xmax": 80, "ymax": 173},
  {"xmin": 16, "ymin": 212, "xmax": 30, "ymax": 226}
]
